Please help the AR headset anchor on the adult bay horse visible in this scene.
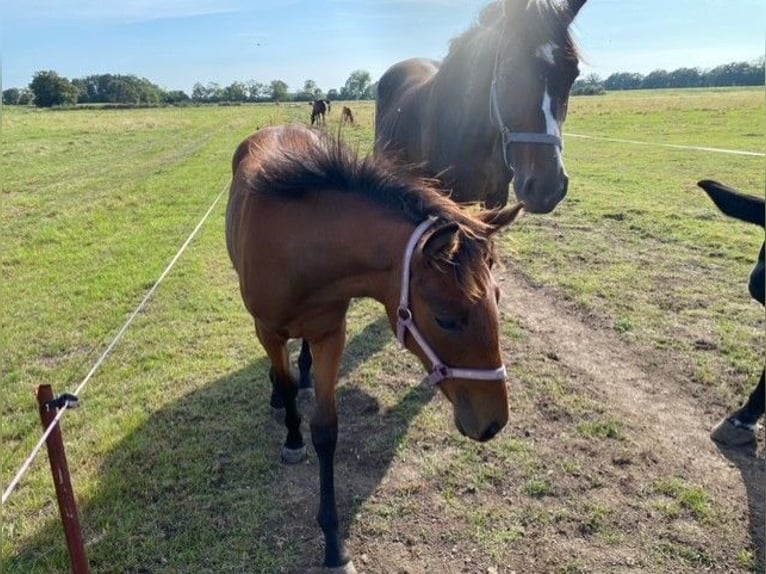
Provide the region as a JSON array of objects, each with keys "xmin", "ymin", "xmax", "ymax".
[
  {"xmin": 375, "ymin": 0, "xmax": 586, "ymax": 212},
  {"xmin": 226, "ymin": 125, "xmax": 523, "ymax": 572}
]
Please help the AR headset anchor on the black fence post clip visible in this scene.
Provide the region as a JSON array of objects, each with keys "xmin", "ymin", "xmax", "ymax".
[{"xmin": 45, "ymin": 393, "xmax": 80, "ymax": 411}]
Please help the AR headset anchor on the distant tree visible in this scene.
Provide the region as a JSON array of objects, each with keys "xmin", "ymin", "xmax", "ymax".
[
  {"xmin": 603, "ymin": 72, "xmax": 644, "ymax": 91},
  {"xmin": 3, "ymin": 87, "xmax": 33, "ymax": 105},
  {"xmin": 295, "ymin": 79, "xmax": 323, "ymax": 102},
  {"xmin": 223, "ymin": 81, "xmax": 247, "ymax": 102},
  {"xmin": 164, "ymin": 90, "xmax": 190, "ymax": 104},
  {"xmin": 70, "ymin": 74, "xmax": 163, "ymax": 104},
  {"xmin": 641, "ymin": 69, "xmax": 671, "ymax": 89},
  {"xmin": 669, "ymin": 67, "xmax": 702, "ymax": 88},
  {"xmin": 246, "ymin": 80, "xmax": 267, "ymax": 101},
  {"xmin": 269, "ymin": 79, "xmax": 289, "ymax": 102},
  {"xmin": 572, "ymin": 73, "xmax": 605, "ymax": 95},
  {"xmin": 340, "ymin": 70, "xmax": 372, "ymax": 100},
  {"xmin": 326, "ymin": 88, "xmax": 339, "ymax": 101},
  {"xmin": 192, "ymin": 82, "xmax": 223, "ymax": 102},
  {"xmin": 707, "ymin": 59, "xmax": 764, "ymax": 87},
  {"xmin": 29, "ymin": 70, "xmax": 79, "ymax": 107}
]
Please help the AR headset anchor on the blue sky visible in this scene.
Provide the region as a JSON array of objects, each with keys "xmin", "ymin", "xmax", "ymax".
[{"xmin": 2, "ymin": 0, "xmax": 764, "ymax": 94}]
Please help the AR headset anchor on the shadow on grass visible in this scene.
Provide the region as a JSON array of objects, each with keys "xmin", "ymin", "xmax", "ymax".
[
  {"xmin": 8, "ymin": 315, "xmax": 434, "ymax": 573},
  {"xmin": 714, "ymin": 439, "xmax": 766, "ymax": 572}
]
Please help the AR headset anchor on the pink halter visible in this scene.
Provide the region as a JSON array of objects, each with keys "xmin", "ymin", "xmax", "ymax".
[{"xmin": 396, "ymin": 217, "xmax": 508, "ymax": 387}]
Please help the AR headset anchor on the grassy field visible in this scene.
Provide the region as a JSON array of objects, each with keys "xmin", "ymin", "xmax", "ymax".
[{"xmin": 1, "ymin": 88, "xmax": 764, "ymax": 573}]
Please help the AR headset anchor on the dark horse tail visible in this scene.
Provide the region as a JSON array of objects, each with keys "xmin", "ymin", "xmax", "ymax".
[{"xmin": 698, "ymin": 179, "xmax": 765, "ymax": 228}]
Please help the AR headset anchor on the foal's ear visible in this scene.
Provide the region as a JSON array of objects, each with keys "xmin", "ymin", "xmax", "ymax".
[
  {"xmin": 422, "ymin": 222, "xmax": 461, "ymax": 261},
  {"xmin": 478, "ymin": 202, "xmax": 525, "ymax": 236}
]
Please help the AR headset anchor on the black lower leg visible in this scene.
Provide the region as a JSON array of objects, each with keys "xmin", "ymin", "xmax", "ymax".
[
  {"xmin": 268, "ymin": 367, "xmax": 285, "ymax": 409},
  {"xmin": 272, "ymin": 372, "xmax": 303, "ymax": 451},
  {"xmin": 732, "ymin": 369, "xmax": 765, "ymax": 427},
  {"xmin": 298, "ymin": 340, "xmax": 313, "ymax": 390},
  {"xmin": 312, "ymin": 424, "xmax": 350, "ymax": 567}
]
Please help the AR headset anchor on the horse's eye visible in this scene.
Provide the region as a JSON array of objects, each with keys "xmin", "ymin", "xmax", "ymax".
[{"xmin": 435, "ymin": 315, "xmax": 462, "ymax": 332}]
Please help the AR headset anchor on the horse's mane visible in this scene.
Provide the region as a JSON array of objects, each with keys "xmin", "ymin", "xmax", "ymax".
[
  {"xmin": 245, "ymin": 127, "xmax": 497, "ymax": 300},
  {"xmin": 444, "ymin": 0, "xmax": 579, "ymax": 66}
]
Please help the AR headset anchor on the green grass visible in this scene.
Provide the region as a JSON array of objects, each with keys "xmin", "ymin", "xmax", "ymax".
[{"xmin": 1, "ymin": 89, "xmax": 763, "ymax": 573}]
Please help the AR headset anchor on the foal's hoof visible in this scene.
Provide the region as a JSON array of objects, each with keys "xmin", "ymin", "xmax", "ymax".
[
  {"xmin": 710, "ymin": 417, "xmax": 757, "ymax": 447},
  {"xmin": 307, "ymin": 561, "xmax": 357, "ymax": 574},
  {"xmin": 281, "ymin": 445, "xmax": 307, "ymax": 464}
]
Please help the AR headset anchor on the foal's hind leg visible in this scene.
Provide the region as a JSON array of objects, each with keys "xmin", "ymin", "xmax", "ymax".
[{"xmin": 256, "ymin": 323, "xmax": 306, "ymax": 463}]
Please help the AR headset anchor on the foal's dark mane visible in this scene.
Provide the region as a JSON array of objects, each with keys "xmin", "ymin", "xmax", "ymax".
[{"xmin": 246, "ymin": 128, "xmax": 497, "ymax": 299}]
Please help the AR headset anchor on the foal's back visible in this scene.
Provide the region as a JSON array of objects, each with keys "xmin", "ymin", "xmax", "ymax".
[{"xmin": 226, "ymin": 126, "xmax": 322, "ymax": 271}]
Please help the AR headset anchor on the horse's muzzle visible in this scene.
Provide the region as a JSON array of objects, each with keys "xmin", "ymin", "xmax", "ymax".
[{"xmin": 514, "ymin": 172, "xmax": 568, "ymax": 214}]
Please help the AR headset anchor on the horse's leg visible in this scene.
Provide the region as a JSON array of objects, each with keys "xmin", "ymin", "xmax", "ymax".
[
  {"xmin": 256, "ymin": 322, "xmax": 306, "ymax": 463},
  {"xmin": 711, "ymin": 368, "xmax": 765, "ymax": 446},
  {"xmin": 729, "ymin": 369, "xmax": 765, "ymax": 427},
  {"xmin": 309, "ymin": 320, "xmax": 355, "ymax": 572},
  {"xmin": 298, "ymin": 339, "xmax": 313, "ymax": 391}
]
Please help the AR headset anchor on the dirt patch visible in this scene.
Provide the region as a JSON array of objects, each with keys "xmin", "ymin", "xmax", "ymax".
[{"xmin": 267, "ymin": 265, "xmax": 764, "ymax": 574}]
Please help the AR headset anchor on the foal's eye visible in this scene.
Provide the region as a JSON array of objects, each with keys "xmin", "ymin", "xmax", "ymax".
[{"xmin": 435, "ymin": 315, "xmax": 462, "ymax": 332}]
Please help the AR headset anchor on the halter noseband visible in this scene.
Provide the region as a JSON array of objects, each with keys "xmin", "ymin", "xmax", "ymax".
[
  {"xmin": 396, "ymin": 217, "xmax": 507, "ymax": 387},
  {"xmin": 488, "ymin": 23, "xmax": 563, "ymax": 173}
]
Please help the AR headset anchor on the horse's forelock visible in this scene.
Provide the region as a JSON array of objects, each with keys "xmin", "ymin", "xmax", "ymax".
[{"xmin": 427, "ymin": 225, "xmax": 494, "ymax": 302}]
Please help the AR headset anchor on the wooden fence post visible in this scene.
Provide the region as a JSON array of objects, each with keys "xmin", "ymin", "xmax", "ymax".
[{"xmin": 36, "ymin": 384, "xmax": 90, "ymax": 574}]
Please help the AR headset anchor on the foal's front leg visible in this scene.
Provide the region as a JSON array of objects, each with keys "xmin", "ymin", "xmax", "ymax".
[
  {"xmin": 309, "ymin": 321, "xmax": 355, "ymax": 572},
  {"xmin": 256, "ymin": 323, "xmax": 306, "ymax": 463}
]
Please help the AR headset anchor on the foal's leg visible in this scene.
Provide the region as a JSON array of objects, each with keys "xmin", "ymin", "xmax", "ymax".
[
  {"xmin": 298, "ymin": 339, "xmax": 313, "ymax": 391},
  {"xmin": 730, "ymin": 369, "xmax": 765, "ymax": 429},
  {"xmin": 256, "ymin": 323, "xmax": 306, "ymax": 463},
  {"xmin": 309, "ymin": 321, "xmax": 355, "ymax": 571},
  {"xmin": 711, "ymin": 368, "xmax": 765, "ymax": 446}
]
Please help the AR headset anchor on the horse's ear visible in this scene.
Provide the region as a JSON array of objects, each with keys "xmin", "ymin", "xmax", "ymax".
[
  {"xmin": 698, "ymin": 180, "xmax": 765, "ymax": 228},
  {"xmin": 478, "ymin": 202, "xmax": 525, "ymax": 236},
  {"xmin": 567, "ymin": 0, "xmax": 587, "ymax": 18},
  {"xmin": 421, "ymin": 222, "xmax": 461, "ymax": 262}
]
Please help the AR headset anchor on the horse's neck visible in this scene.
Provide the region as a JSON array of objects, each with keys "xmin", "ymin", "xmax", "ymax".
[
  {"xmin": 424, "ymin": 56, "xmax": 496, "ymax": 177},
  {"xmin": 317, "ymin": 202, "xmax": 412, "ymax": 312}
]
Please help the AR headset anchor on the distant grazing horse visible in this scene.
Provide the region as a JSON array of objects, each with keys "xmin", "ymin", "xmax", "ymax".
[
  {"xmin": 311, "ymin": 99, "xmax": 331, "ymax": 125},
  {"xmin": 375, "ymin": 0, "xmax": 586, "ymax": 211},
  {"xmin": 699, "ymin": 180, "xmax": 764, "ymax": 446},
  {"xmin": 341, "ymin": 105, "xmax": 354, "ymax": 124},
  {"xmin": 226, "ymin": 125, "xmax": 523, "ymax": 572}
]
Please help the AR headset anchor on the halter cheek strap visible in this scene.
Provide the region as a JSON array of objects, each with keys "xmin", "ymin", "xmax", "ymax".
[
  {"xmin": 396, "ymin": 217, "xmax": 507, "ymax": 387},
  {"xmin": 489, "ymin": 35, "xmax": 563, "ymax": 173}
]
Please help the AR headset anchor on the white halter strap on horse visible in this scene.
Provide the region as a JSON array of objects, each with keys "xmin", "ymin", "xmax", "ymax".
[{"xmin": 396, "ymin": 217, "xmax": 508, "ymax": 387}]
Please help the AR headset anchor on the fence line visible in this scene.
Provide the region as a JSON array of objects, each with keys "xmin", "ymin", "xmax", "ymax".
[
  {"xmin": 565, "ymin": 133, "xmax": 765, "ymax": 157},
  {"xmin": 2, "ymin": 183, "xmax": 228, "ymax": 505}
]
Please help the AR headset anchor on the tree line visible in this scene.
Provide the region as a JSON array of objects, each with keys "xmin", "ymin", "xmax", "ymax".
[
  {"xmin": 572, "ymin": 57, "xmax": 764, "ymax": 95},
  {"xmin": 3, "ymin": 58, "xmax": 763, "ymax": 107},
  {"xmin": 2, "ymin": 70, "xmax": 376, "ymax": 107}
]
